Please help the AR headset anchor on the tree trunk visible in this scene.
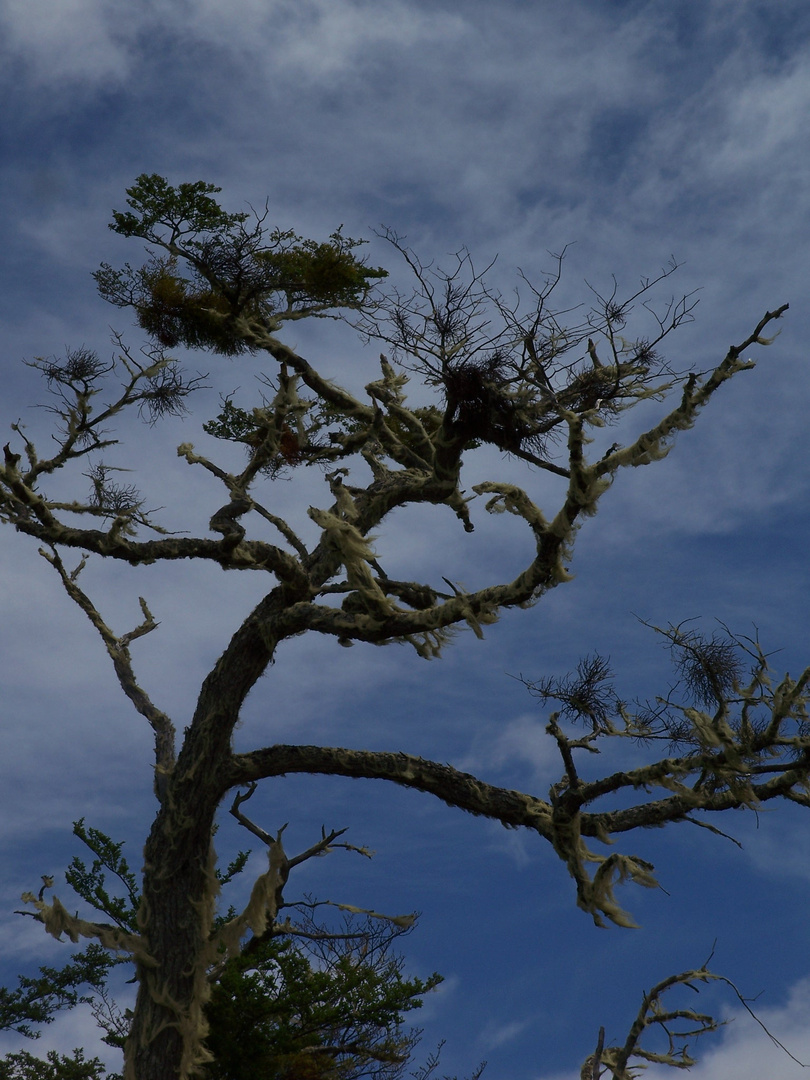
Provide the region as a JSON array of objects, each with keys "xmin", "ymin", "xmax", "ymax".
[{"xmin": 125, "ymin": 796, "xmax": 222, "ymax": 1079}]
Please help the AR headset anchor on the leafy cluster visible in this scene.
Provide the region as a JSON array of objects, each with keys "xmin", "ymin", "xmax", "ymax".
[
  {"xmin": 0, "ymin": 946, "xmax": 113, "ymax": 1042},
  {"xmin": 94, "ymin": 175, "xmax": 387, "ymax": 355},
  {"xmin": 205, "ymin": 934, "xmax": 438, "ymax": 1080},
  {"xmin": 0, "ymin": 1049, "xmax": 107, "ymax": 1080}
]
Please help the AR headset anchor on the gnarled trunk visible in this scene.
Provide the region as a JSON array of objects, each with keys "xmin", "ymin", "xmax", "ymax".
[{"xmin": 126, "ymin": 798, "xmax": 222, "ymax": 1079}]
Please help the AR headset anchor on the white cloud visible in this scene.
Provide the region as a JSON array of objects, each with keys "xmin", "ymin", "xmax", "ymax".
[
  {"xmin": 702, "ymin": 53, "xmax": 810, "ymax": 178},
  {"xmin": 461, "ymin": 712, "xmax": 559, "ymax": 784},
  {"xmin": 0, "ymin": 0, "xmax": 468, "ymax": 90},
  {"xmin": 0, "ymin": 0, "xmax": 139, "ymax": 85},
  {"xmin": 203, "ymin": 0, "xmax": 468, "ymax": 76},
  {"xmin": 480, "ymin": 1016, "xmax": 531, "ymax": 1051},
  {"xmin": 741, "ymin": 811, "xmax": 810, "ymax": 886}
]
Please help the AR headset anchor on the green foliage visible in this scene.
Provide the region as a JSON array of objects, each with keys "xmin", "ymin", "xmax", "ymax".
[
  {"xmin": 0, "ymin": 821, "xmax": 138, "ymax": 1058},
  {"xmin": 204, "ymin": 935, "xmax": 440, "ymax": 1080},
  {"xmin": 214, "ymin": 848, "xmax": 251, "ymax": 888},
  {"xmin": 252, "ymin": 228, "xmax": 388, "ymax": 309},
  {"xmin": 202, "ymin": 398, "xmax": 264, "ymax": 446},
  {"xmin": 201, "ymin": 387, "xmax": 371, "ymax": 476},
  {"xmin": 94, "ymin": 175, "xmax": 387, "ymax": 356},
  {"xmin": 108, "ymin": 175, "xmax": 249, "ymax": 242},
  {"xmin": 0, "ymin": 947, "xmax": 113, "ymax": 1040},
  {"xmin": 0, "ymin": 1049, "xmax": 107, "ymax": 1080},
  {"xmin": 65, "ymin": 821, "xmax": 139, "ymax": 935},
  {"xmin": 3, "ymin": 824, "xmax": 443, "ymax": 1080}
]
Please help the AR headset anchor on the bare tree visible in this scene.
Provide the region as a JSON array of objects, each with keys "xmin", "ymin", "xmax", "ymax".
[{"xmin": 0, "ymin": 174, "xmax": 798, "ymax": 1080}]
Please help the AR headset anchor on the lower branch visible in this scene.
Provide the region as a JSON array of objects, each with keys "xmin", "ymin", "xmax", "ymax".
[
  {"xmin": 229, "ymin": 737, "xmax": 810, "ymax": 929},
  {"xmin": 229, "ymin": 745, "xmax": 555, "ymax": 837},
  {"xmin": 229, "ymin": 745, "xmax": 655, "ymax": 926},
  {"xmin": 18, "ymin": 886, "xmax": 154, "ymax": 968}
]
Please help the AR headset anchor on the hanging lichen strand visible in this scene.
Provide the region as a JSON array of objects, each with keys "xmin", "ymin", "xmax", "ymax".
[{"xmin": 0, "ymin": 175, "xmax": 794, "ymax": 1080}]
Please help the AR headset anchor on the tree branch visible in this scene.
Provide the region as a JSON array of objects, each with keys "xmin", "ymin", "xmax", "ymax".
[
  {"xmin": 229, "ymin": 745, "xmax": 555, "ymax": 836},
  {"xmin": 40, "ymin": 548, "xmax": 176, "ymax": 802}
]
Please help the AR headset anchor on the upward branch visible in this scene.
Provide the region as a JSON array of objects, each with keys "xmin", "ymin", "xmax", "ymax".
[{"xmin": 39, "ymin": 548, "xmax": 176, "ymax": 802}]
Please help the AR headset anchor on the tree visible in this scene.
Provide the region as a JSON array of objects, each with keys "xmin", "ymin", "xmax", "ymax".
[
  {"xmin": 4, "ymin": 809, "xmax": 454, "ymax": 1080},
  {"xmin": 0, "ymin": 173, "xmax": 800, "ymax": 1080}
]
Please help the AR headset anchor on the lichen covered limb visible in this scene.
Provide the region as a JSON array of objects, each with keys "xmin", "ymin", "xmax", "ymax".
[
  {"xmin": 231, "ymin": 744, "xmax": 555, "ymax": 836},
  {"xmin": 20, "ymin": 889, "xmax": 154, "ymax": 964},
  {"xmin": 214, "ymin": 830, "xmax": 289, "ymax": 958},
  {"xmin": 581, "ymin": 964, "xmax": 725, "ymax": 1079},
  {"xmin": 595, "ymin": 304, "xmax": 789, "ymax": 480},
  {"xmin": 38, "ymin": 548, "xmax": 176, "ymax": 801},
  {"xmin": 229, "ymin": 742, "xmax": 656, "ymax": 927}
]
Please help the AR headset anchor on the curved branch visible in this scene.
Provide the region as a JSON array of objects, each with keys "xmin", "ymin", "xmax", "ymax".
[
  {"xmin": 227, "ymin": 744, "xmax": 658, "ymax": 927},
  {"xmin": 595, "ymin": 304, "xmax": 789, "ymax": 480},
  {"xmin": 228, "ymin": 745, "xmax": 554, "ymax": 837}
]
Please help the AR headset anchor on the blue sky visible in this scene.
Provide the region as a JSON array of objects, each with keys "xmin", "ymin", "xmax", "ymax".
[{"xmin": 1, "ymin": 1, "xmax": 809, "ymax": 1077}]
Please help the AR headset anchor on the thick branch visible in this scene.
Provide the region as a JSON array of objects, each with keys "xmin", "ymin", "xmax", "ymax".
[{"xmin": 229, "ymin": 745, "xmax": 555, "ymax": 837}]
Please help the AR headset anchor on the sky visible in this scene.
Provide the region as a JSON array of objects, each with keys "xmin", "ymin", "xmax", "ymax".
[{"xmin": 1, "ymin": 0, "xmax": 810, "ymax": 1077}]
